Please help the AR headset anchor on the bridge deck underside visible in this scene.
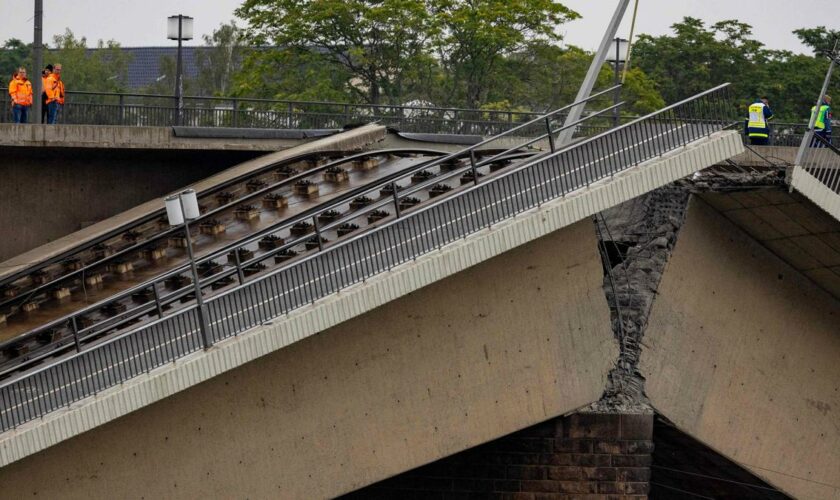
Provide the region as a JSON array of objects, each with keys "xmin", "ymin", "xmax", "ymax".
[{"xmin": 699, "ymin": 189, "xmax": 840, "ymax": 300}]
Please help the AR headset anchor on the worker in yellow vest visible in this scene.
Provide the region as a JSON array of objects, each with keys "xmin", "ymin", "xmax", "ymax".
[
  {"xmin": 745, "ymin": 97, "xmax": 773, "ymax": 146},
  {"xmin": 810, "ymin": 95, "xmax": 833, "ymax": 147}
]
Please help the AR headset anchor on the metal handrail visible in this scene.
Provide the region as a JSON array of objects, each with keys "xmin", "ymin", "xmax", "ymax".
[
  {"xmin": 0, "ymin": 89, "xmax": 623, "ymax": 362},
  {"xmin": 0, "ymin": 148, "xmax": 447, "ymax": 310},
  {"xmin": 0, "ymin": 87, "xmax": 549, "ymax": 116},
  {"xmin": 0, "ymin": 84, "xmax": 733, "ymax": 432},
  {"xmin": 797, "ymin": 133, "xmax": 840, "ymax": 193}
]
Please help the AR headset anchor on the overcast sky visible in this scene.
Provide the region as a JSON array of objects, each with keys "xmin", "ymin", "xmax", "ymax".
[{"xmin": 0, "ymin": 0, "xmax": 837, "ymax": 54}]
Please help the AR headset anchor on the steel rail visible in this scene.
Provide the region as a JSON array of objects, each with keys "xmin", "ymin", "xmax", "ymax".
[{"xmin": 0, "ymin": 148, "xmax": 448, "ymax": 309}]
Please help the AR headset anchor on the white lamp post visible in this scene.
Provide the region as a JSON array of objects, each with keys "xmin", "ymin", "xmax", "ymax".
[
  {"xmin": 165, "ymin": 189, "xmax": 211, "ymax": 348},
  {"xmin": 167, "ymin": 14, "xmax": 194, "ymax": 126},
  {"xmin": 607, "ymin": 38, "xmax": 629, "ymax": 127}
]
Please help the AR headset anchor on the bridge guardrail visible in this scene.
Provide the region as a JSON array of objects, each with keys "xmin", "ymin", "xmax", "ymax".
[
  {"xmin": 0, "ymin": 83, "xmax": 735, "ymax": 433},
  {"xmin": 0, "ymin": 88, "xmax": 643, "ymax": 137},
  {"xmin": 798, "ymin": 134, "xmax": 840, "ymax": 193}
]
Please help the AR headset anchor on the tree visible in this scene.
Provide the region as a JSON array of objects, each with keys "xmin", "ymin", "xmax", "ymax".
[
  {"xmin": 429, "ymin": 0, "xmax": 579, "ymax": 108},
  {"xmin": 232, "ymin": 46, "xmax": 353, "ymax": 102},
  {"xmin": 633, "ymin": 18, "xmax": 770, "ymax": 107},
  {"xmin": 487, "ymin": 43, "xmax": 663, "ymax": 116},
  {"xmin": 50, "ymin": 29, "xmax": 131, "ymax": 92},
  {"xmin": 236, "ymin": 0, "xmax": 435, "ymax": 104},
  {"xmin": 633, "ymin": 18, "xmax": 840, "ymax": 121},
  {"xmin": 793, "ymin": 27, "xmax": 840, "ymax": 57},
  {"xmin": 140, "ymin": 55, "xmax": 196, "ymax": 96},
  {"xmin": 195, "ymin": 22, "xmax": 246, "ymax": 96},
  {"xmin": 0, "ymin": 39, "xmax": 30, "ymax": 82}
]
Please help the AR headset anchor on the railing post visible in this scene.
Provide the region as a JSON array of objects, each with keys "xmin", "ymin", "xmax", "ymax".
[
  {"xmin": 233, "ymin": 248, "xmax": 246, "ymax": 284},
  {"xmin": 391, "ymin": 182, "xmax": 401, "ymax": 218},
  {"xmin": 70, "ymin": 317, "xmax": 82, "ymax": 352},
  {"xmin": 118, "ymin": 94, "xmax": 125, "ymax": 126},
  {"xmin": 312, "ymin": 215, "xmax": 324, "ymax": 251},
  {"xmin": 545, "ymin": 117, "xmax": 556, "ymax": 152},
  {"xmin": 469, "ymin": 150, "xmax": 480, "ymax": 186},
  {"xmin": 288, "ymin": 102, "xmax": 294, "ymax": 128},
  {"xmin": 232, "ymin": 98, "xmax": 239, "ymax": 128},
  {"xmin": 152, "ymin": 284, "xmax": 164, "ymax": 318},
  {"xmin": 344, "ymin": 104, "xmax": 350, "ymax": 126}
]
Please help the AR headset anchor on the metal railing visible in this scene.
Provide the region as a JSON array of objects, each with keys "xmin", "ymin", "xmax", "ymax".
[
  {"xmin": 755, "ymin": 122, "xmax": 840, "ymax": 147},
  {"xmin": 798, "ymin": 134, "xmax": 840, "ymax": 193},
  {"xmin": 0, "ymin": 84, "xmax": 623, "ymax": 367},
  {"xmin": 0, "ymin": 83, "xmax": 735, "ymax": 432},
  {"xmin": 0, "ymin": 88, "xmax": 551, "ymax": 135},
  {"xmin": 2, "ymin": 87, "xmax": 831, "ymax": 144},
  {"xmin": 0, "ymin": 88, "xmax": 638, "ymax": 136}
]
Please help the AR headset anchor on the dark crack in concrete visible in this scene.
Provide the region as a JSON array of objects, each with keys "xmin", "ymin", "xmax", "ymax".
[{"xmin": 588, "ymin": 165, "xmax": 787, "ymax": 413}]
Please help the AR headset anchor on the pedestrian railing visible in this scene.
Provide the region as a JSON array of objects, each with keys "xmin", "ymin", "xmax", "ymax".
[
  {"xmin": 795, "ymin": 134, "xmax": 840, "ymax": 192},
  {"xmin": 0, "ymin": 88, "xmax": 636, "ymax": 137},
  {"xmin": 3, "ymin": 88, "xmax": 833, "ymax": 146},
  {"xmin": 0, "ymin": 83, "xmax": 735, "ymax": 433}
]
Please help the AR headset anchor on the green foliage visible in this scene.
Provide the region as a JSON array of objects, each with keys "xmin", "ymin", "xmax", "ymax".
[
  {"xmin": 49, "ymin": 29, "xmax": 131, "ymax": 92},
  {"xmin": 633, "ymin": 17, "xmax": 839, "ymax": 121},
  {"xmin": 793, "ymin": 27, "xmax": 840, "ymax": 57},
  {"xmin": 488, "ymin": 43, "xmax": 663, "ymax": 116},
  {"xmin": 232, "ymin": 47, "xmax": 352, "ymax": 102},
  {"xmin": 429, "ymin": 0, "xmax": 579, "ymax": 108},
  {"xmin": 140, "ymin": 55, "xmax": 192, "ymax": 96},
  {"xmin": 237, "ymin": 0, "xmax": 435, "ymax": 104},
  {"xmin": 0, "ymin": 39, "xmax": 30, "ymax": 82},
  {"xmin": 195, "ymin": 22, "xmax": 246, "ymax": 96}
]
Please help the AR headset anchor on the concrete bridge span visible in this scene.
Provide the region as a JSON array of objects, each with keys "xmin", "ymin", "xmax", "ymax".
[
  {"xmin": 4, "ymin": 85, "xmax": 834, "ymax": 498},
  {"xmin": 0, "ymin": 128, "xmax": 754, "ymax": 498},
  {"xmin": 0, "ymin": 219, "xmax": 615, "ymax": 499}
]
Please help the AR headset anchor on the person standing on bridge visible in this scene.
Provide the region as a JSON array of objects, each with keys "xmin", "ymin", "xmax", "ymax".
[
  {"xmin": 45, "ymin": 64, "xmax": 64, "ymax": 124},
  {"xmin": 8, "ymin": 67, "xmax": 33, "ymax": 124},
  {"xmin": 810, "ymin": 95, "xmax": 833, "ymax": 147},
  {"xmin": 745, "ymin": 97, "xmax": 773, "ymax": 145},
  {"xmin": 40, "ymin": 64, "xmax": 53, "ymax": 124}
]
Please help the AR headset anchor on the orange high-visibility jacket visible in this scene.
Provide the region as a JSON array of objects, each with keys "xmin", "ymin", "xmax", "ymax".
[
  {"xmin": 56, "ymin": 78, "xmax": 65, "ymax": 105},
  {"xmin": 45, "ymin": 74, "xmax": 61, "ymax": 104},
  {"xmin": 9, "ymin": 77, "xmax": 33, "ymax": 106}
]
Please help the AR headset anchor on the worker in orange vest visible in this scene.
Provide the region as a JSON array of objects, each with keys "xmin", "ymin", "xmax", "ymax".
[
  {"xmin": 41, "ymin": 64, "xmax": 53, "ymax": 123},
  {"xmin": 45, "ymin": 64, "xmax": 64, "ymax": 124},
  {"xmin": 8, "ymin": 67, "xmax": 33, "ymax": 123}
]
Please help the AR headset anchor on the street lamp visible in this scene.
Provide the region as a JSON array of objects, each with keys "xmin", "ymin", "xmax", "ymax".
[
  {"xmin": 165, "ymin": 189, "xmax": 211, "ymax": 349},
  {"xmin": 606, "ymin": 37, "xmax": 629, "ymax": 127},
  {"xmin": 167, "ymin": 14, "xmax": 194, "ymax": 126}
]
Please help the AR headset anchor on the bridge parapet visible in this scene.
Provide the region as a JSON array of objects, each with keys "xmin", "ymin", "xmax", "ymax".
[{"xmin": 790, "ymin": 135, "xmax": 840, "ymax": 220}]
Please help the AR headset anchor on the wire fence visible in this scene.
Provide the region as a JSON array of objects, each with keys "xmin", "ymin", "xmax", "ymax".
[{"xmin": 0, "ymin": 83, "xmax": 736, "ymax": 433}]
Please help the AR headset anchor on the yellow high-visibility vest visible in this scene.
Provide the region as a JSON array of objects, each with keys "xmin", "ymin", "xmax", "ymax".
[
  {"xmin": 811, "ymin": 105, "xmax": 830, "ymax": 130},
  {"xmin": 747, "ymin": 103, "xmax": 768, "ymax": 138}
]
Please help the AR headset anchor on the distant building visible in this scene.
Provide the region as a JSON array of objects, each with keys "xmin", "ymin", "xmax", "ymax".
[{"xmin": 115, "ymin": 47, "xmax": 206, "ymax": 90}]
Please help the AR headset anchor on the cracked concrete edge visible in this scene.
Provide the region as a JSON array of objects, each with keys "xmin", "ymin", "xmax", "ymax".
[{"xmin": 0, "ymin": 129, "xmax": 744, "ymax": 468}]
